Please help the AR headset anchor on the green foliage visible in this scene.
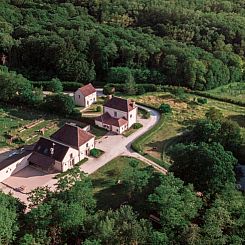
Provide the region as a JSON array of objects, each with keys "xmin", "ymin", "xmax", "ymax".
[
  {"xmin": 0, "ymin": 192, "xmax": 22, "ymax": 245},
  {"xmin": 197, "ymin": 97, "xmax": 208, "ymax": 104},
  {"xmin": 192, "ymin": 118, "xmax": 242, "ymax": 154},
  {"xmin": 149, "ymin": 173, "xmax": 202, "ymax": 240},
  {"xmin": 90, "ymin": 148, "xmax": 103, "ymax": 158},
  {"xmin": 133, "ymin": 123, "xmax": 143, "ymax": 129},
  {"xmin": 159, "ymin": 104, "xmax": 172, "ymax": 114},
  {"xmin": 96, "ymin": 105, "xmax": 102, "ymax": 112},
  {"xmin": 103, "ymin": 85, "xmax": 115, "ymax": 95},
  {"xmin": 121, "ymin": 159, "xmax": 153, "ymax": 198},
  {"xmin": 169, "ymin": 142, "xmax": 237, "ymax": 193},
  {"xmin": 42, "ymin": 93, "xmax": 75, "ymax": 115},
  {"xmin": 205, "ymin": 107, "xmax": 224, "ymax": 121},
  {"xmin": 46, "ymin": 78, "xmax": 63, "ymax": 93}
]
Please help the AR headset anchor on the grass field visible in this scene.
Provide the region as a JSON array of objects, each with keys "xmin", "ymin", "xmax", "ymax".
[
  {"xmin": 206, "ymin": 82, "xmax": 245, "ymax": 103},
  {"xmin": 127, "ymin": 91, "xmax": 245, "ymax": 164},
  {"xmin": 0, "ymin": 105, "xmax": 106, "ymax": 148},
  {"xmin": 91, "ymin": 156, "xmax": 147, "ymax": 210}
]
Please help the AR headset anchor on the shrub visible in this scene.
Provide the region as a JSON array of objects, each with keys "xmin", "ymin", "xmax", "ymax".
[
  {"xmin": 103, "ymin": 85, "xmax": 115, "ymax": 95},
  {"xmin": 96, "ymin": 105, "xmax": 102, "ymax": 112},
  {"xmin": 90, "ymin": 148, "xmax": 103, "ymax": 158},
  {"xmin": 47, "ymin": 78, "xmax": 63, "ymax": 93},
  {"xmin": 159, "ymin": 104, "xmax": 172, "ymax": 114},
  {"xmin": 197, "ymin": 97, "xmax": 208, "ymax": 104},
  {"xmin": 42, "ymin": 93, "xmax": 75, "ymax": 115},
  {"xmin": 133, "ymin": 123, "xmax": 143, "ymax": 129},
  {"xmin": 136, "ymin": 85, "xmax": 145, "ymax": 95}
]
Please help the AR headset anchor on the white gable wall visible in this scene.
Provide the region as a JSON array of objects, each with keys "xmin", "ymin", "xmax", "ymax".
[
  {"xmin": 61, "ymin": 137, "xmax": 95, "ymax": 172},
  {"xmin": 127, "ymin": 107, "xmax": 138, "ymax": 128},
  {"xmin": 0, "ymin": 153, "xmax": 31, "ymax": 182},
  {"xmin": 74, "ymin": 90, "xmax": 86, "ymax": 106},
  {"xmin": 84, "ymin": 92, "xmax": 97, "ymax": 107}
]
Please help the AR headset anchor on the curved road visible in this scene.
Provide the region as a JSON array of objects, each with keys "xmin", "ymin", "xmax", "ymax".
[{"xmin": 80, "ymin": 105, "xmax": 167, "ymax": 175}]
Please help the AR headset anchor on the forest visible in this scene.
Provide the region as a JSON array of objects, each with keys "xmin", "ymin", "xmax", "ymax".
[{"xmin": 0, "ymin": 0, "xmax": 244, "ymax": 91}]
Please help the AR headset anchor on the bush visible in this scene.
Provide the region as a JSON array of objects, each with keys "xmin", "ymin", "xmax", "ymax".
[
  {"xmin": 159, "ymin": 104, "xmax": 172, "ymax": 114},
  {"xmin": 42, "ymin": 93, "xmax": 75, "ymax": 115},
  {"xmin": 197, "ymin": 97, "xmax": 208, "ymax": 104},
  {"xmin": 103, "ymin": 85, "xmax": 116, "ymax": 95},
  {"xmin": 62, "ymin": 82, "xmax": 83, "ymax": 91},
  {"xmin": 47, "ymin": 78, "xmax": 63, "ymax": 93},
  {"xmin": 90, "ymin": 148, "xmax": 103, "ymax": 158},
  {"xmin": 136, "ymin": 85, "xmax": 145, "ymax": 95},
  {"xmin": 96, "ymin": 105, "xmax": 102, "ymax": 112},
  {"xmin": 133, "ymin": 123, "xmax": 143, "ymax": 129}
]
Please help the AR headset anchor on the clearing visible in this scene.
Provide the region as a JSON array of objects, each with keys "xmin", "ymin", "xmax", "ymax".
[{"xmin": 127, "ymin": 91, "xmax": 245, "ymax": 164}]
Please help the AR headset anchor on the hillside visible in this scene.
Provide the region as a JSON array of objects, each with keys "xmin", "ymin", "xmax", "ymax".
[{"xmin": 0, "ymin": 0, "xmax": 244, "ymax": 90}]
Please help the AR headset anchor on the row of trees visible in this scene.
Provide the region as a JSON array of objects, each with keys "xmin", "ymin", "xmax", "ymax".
[
  {"xmin": 0, "ymin": 0, "xmax": 244, "ymax": 91},
  {"xmin": 0, "ymin": 66, "xmax": 75, "ymax": 115}
]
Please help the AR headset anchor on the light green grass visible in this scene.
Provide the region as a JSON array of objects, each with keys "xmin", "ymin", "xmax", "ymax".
[{"xmin": 207, "ymin": 82, "xmax": 245, "ymax": 103}]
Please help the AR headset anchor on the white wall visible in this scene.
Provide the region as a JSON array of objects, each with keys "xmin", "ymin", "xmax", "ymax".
[
  {"xmin": 84, "ymin": 92, "xmax": 97, "ymax": 107},
  {"xmin": 127, "ymin": 107, "xmax": 137, "ymax": 128},
  {"xmin": 0, "ymin": 154, "xmax": 31, "ymax": 182},
  {"xmin": 61, "ymin": 137, "xmax": 95, "ymax": 172},
  {"xmin": 104, "ymin": 107, "xmax": 128, "ymax": 119},
  {"xmin": 74, "ymin": 90, "xmax": 85, "ymax": 107}
]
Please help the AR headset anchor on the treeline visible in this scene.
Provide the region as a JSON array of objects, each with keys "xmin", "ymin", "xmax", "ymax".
[{"xmin": 0, "ymin": 0, "xmax": 244, "ymax": 91}]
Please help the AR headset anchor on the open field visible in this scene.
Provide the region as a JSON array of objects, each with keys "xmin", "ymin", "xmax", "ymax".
[
  {"xmin": 0, "ymin": 105, "xmax": 107, "ymax": 148},
  {"xmin": 91, "ymin": 156, "xmax": 147, "ymax": 210},
  {"xmin": 206, "ymin": 82, "xmax": 245, "ymax": 104},
  {"xmin": 128, "ymin": 91, "xmax": 245, "ymax": 164}
]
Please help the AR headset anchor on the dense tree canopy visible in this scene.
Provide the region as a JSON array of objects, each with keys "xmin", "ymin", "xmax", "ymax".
[{"xmin": 0, "ymin": 0, "xmax": 244, "ymax": 91}]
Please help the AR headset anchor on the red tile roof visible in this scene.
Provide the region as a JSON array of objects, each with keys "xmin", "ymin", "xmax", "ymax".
[
  {"xmin": 51, "ymin": 123, "xmax": 95, "ymax": 149},
  {"xmin": 95, "ymin": 112, "xmax": 128, "ymax": 127},
  {"xmin": 78, "ymin": 83, "xmax": 96, "ymax": 97},
  {"xmin": 104, "ymin": 97, "xmax": 136, "ymax": 112}
]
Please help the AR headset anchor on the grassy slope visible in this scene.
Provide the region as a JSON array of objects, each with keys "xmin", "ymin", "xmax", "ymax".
[{"xmin": 127, "ymin": 92, "xmax": 245, "ymax": 164}]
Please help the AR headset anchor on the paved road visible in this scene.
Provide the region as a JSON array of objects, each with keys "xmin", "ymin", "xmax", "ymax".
[{"xmin": 79, "ymin": 105, "xmax": 167, "ymax": 175}]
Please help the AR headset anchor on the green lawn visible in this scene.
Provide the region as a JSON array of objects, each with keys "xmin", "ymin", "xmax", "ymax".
[
  {"xmin": 0, "ymin": 104, "xmax": 106, "ymax": 148},
  {"xmin": 91, "ymin": 156, "xmax": 147, "ymax": 210},
  {"xmin": 126, "ymin": 91, "xmax": 245, "ymax": 164},
  {"xmin": 206, "ymin": 82, "xmax": 245, "ymax": 104}
]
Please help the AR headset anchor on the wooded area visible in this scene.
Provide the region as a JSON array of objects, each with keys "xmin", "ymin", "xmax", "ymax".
[{"xmin": 0, "ymin": 0, "xmax": 244, "ymax": 91}]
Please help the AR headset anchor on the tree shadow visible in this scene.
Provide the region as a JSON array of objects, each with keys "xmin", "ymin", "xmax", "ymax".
[{"xmin": 227, "ymin": 115, "xmax": 245, "ymax": 128}]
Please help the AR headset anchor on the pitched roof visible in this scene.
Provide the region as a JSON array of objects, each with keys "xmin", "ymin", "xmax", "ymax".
[
  {"xmin": 78, "ymin": 83, "xmax": 96, "ymax": 96},
  {"xmin": 33, "ymin": 137, "xmax": 69, "ymax": 162},
  {"xmin": 28, "ymin": 152, "xmax": 57, "ymax": 171},
  {"xmin": 95, "ymin": 112, "xmax": 128, "ymax": 127},
  {"xmin": 0, "ymin": 150, "xmax": 31, "ymax": 171},
  {"xmin": 104, "ymin": 97, "xmax": 136, "ymax": 112},
  {"xmin": 50, "ymin": 123, "xmax": 95, "ymax": 149}
]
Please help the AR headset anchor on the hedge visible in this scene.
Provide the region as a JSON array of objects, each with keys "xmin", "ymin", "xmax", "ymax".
[
  {"xmin": 190, "ymin": 91, "xmax": 245, "ymax": 107},
  {"xmin": 32, "ymin": 81, "xmax": 83, "ymax": 91}
]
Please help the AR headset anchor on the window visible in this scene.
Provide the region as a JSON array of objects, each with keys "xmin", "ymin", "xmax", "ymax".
[
  {"xmin": 130, "ymin": 114, "xmax": 132, "ymax": 118},
  {"xmin": 43, "ymin": 148, "xmax": 48, "ymax": 154},
  {"xmin": 86, "ymin": 143, "xmax": 89, "ymax": 147},
  {"xmin": 78, "ymin": 95, "xmax": 80, "ymax": 99},
  {"xmin": 70, "ymin": 153, "xmax": 73, "ymax": 158},
  {"xmin": 114, "ymin": 111, "xmax": 117, "ymax": 117},
  {"xmin": 37, "ymin": 145, "xmax": 41, "ymax": 151}
]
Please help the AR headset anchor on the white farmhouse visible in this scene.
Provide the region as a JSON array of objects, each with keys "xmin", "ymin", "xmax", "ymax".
[
  {"xmin": 95, "ymin": 96, "xmax": 137, "ymax": 134},
  {"xmin": 74, "ymin": 83, "xmax": 97, "ymax": 107},
  {"xmin": 0, "ymin": 123, "xmax": 95, "ymax": 182}
]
